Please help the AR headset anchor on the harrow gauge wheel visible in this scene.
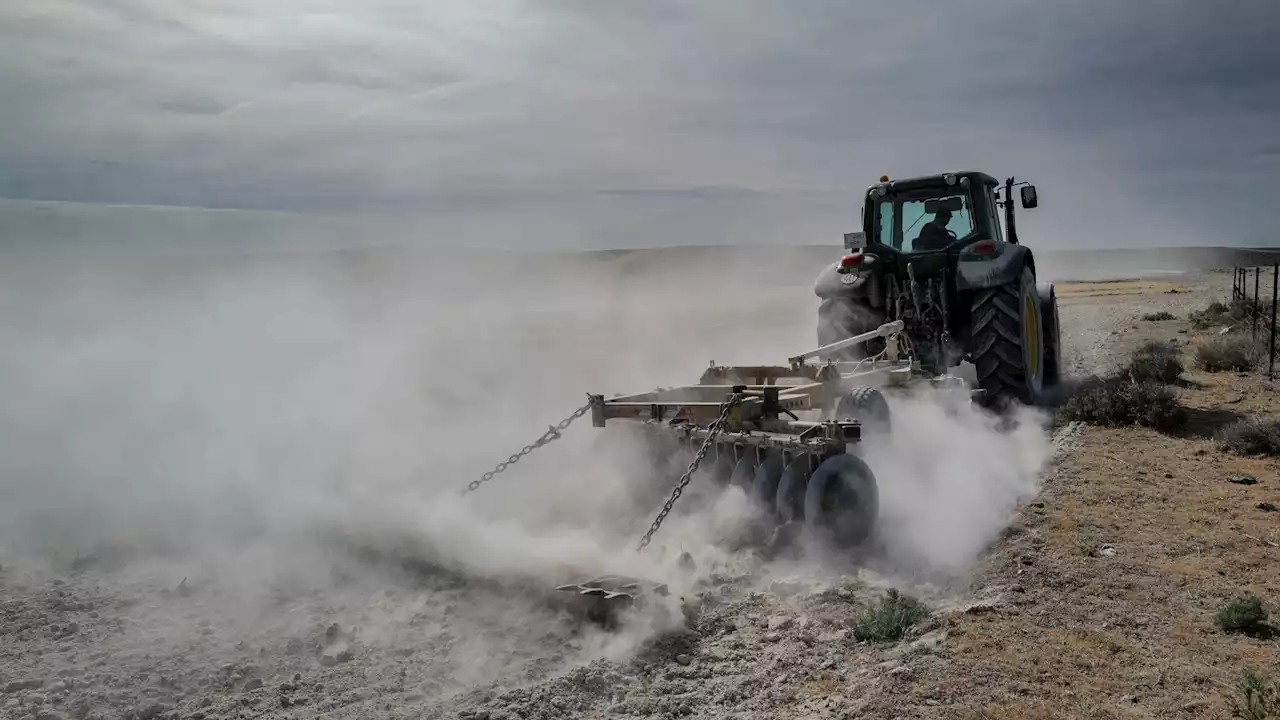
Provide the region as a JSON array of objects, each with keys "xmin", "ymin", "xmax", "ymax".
[
  {"xmin": 803, "ymin": 453, "xmax": 880, "ymax": 548},
  {"xmin": 834, "ymin": 386, "xmax": 892, "ymax": 436}
]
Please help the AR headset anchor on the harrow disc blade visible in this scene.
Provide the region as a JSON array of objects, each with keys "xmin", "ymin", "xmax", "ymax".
[
  {"xmin": 775, "ymin": 454, "xmax": 815, "ymax": 523},
  {"xmin": 803, "ymin": 454, "xmax": 880, "ymax": 548},
  {"xmin": 749, "ymin": 452, "xmax": 786, "ymax": 517},
  {"xmin": 729, "ymin": 452, "xmax": 758, "ymax": 494}
]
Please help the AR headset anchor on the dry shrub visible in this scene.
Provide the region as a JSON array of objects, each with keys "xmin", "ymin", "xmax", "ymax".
[
  {"xmin": 1195, "ymin": 337, "xmax": 1260, "ymax": 372},
  {"xmin": 1216, "ymin": 594, "xmax": 1270, "ymax": 635},
  {"xmin": 1189, "ymin": 299, "xmax": 1246, "ymax": 329},
  {"xmin": 853, "ymin": 589, "xmax": 929, "ymax": 643},
  {"xmin": 1124, "ymin": 341, "xmax": 1184, "ymax": 384},
  {"xmin": 1058, "ymin": 378, "xmax": 1186, "ymax": 432},
  {"xmin": 1217, "ymin": 417, "xmax": 1280, "ymax": 456},
  {"xmin": 1142, "ymin": 311, "xmax": 1175, "ymax": 321},
  {"xmin": 1234, "ymin": 666, "xmax": 1280, "ymax": 720}
]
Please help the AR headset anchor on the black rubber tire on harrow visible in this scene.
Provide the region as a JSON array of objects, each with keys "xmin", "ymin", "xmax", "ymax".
[
  {"xmin": 749, "ymin": 452, "xmax": 786, "ymax": 517},
  {"xmin": 775, "ymin": 455, "xmax": 814, "ymax": 523},
  {"xmin": 834, "ymin": 386, "xmax": 892, "ymax": 436},
  {"xmin": 969, "ymin": 266, "xmax": 1046, "ymax": 408},
  {"xmin": 1037, "ymin": 281, "xmax": 1062, "ymax": 389},
  {"xmin": 803, "ymin": 453, "xmax": 880, "ymax": 548}
]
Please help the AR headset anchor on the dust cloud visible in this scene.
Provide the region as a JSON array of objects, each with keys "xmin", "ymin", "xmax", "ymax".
[{"xmin": 0, "ymin": 246, "xmax": 1053, "ymax": 691}]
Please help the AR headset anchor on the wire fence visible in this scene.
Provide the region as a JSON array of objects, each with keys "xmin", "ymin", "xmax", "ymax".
[{"xmin": 1230, "ymin": 264, "xmax": 1279, "ymax": 380}]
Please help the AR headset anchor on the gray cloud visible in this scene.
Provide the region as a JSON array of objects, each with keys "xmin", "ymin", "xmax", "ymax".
[{"xmin": 1, "ymin": 0, "xmax": 1277, "ymax": 250}]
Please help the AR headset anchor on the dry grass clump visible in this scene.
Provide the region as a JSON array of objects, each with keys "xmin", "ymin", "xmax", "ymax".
[{"xmin": 1142, "ymin": 311, "xmax": 1175, "ymax": 321}]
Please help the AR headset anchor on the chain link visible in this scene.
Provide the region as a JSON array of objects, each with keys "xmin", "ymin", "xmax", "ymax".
[
  {"xmin": 635, "ymin": 394, "xmax": 742, "ymax": 552},
  {"xmin": 460, "ymin": 395, "xmax": 600, "ymax": 496}
]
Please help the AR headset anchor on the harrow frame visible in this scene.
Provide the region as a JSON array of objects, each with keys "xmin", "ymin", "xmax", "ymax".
[{"xmin": 589, "ymin": 320, "xmax": 969, "ymax": 457}]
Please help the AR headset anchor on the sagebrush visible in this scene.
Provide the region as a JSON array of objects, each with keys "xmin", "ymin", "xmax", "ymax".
[
  {"xmin": 1189, "ymin": 299, "xmax": 1246, "ymax": 329},
  {"xmin": 1195, "ymin": 337, "xmax": 1259, "ymax": 372},
  {"xmin": 1124, "ymin": 341, "xmax": 1184, "ymax": 383},
  {"xmin": 1058, "ymin": 378, "xmax": 1186, "ymax": 431},
  {"xmin": 853, "ymin": 589, "xmax": 930, "ymax": 642},
  {"xmin": 1217, "ymin": 417, "xmax": 1280, "ymax": 456},
  {"xmin": 1233, "ymin": 666, "xmax": 1280, "ymax": 720},
  {"xmin": 1216, "ymin": 594, "xmax": 1269, "ymax": 635}
]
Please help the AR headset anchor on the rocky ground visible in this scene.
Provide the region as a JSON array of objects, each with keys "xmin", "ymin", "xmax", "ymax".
[{"xmin": 3, "ymin": 267, "xmax": 1275, "ymax": 720}]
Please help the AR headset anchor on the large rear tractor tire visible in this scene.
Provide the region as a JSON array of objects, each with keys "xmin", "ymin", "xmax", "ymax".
[
  {"xmin": 969, "ymin": 266, "xmax": 1045, "ymax": 407},
  {"xmin": 803, "ymin": 453, "xmax": 879, "ymax": 548},
  {"xmin": 1037, "ymin": 281, "xmax": 1062, "ymax": 389}
]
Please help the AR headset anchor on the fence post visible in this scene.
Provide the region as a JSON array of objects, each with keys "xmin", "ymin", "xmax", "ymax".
[
  {"xmin": 1271, "ymin": 263, "xmax": 1278, "ymax": 381},
  {"xmin": 1235, "ymin": 267, "xmax": 1241, "ymax": 301},
  {"xmin": 1254, "ymin": 267, "xmax": 1261, "ymax": 341}
]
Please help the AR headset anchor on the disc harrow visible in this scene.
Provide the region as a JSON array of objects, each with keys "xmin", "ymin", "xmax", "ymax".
[{"xmin": 459, "ymin": 320, "xmax": 977, "ymax": 626}]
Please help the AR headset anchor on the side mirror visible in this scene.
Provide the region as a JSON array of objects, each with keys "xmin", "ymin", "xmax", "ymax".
[
  {"xmin": 1020, "ymin": 185, "xmax": 1038, "ymax": 209},
  {"xmin": 843, "ymin": 231, "xmax": 866, "ymax": 250}
]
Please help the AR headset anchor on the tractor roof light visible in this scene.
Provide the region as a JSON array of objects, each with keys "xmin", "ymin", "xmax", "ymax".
[{"xmin": 945, "ymin": 173, "xmax": 957, "ymax": 186}]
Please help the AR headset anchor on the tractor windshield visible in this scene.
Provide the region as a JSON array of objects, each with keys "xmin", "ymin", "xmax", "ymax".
[{"xmin": 876, "ymin": 188, "xmax": 976, "ymax": 253}]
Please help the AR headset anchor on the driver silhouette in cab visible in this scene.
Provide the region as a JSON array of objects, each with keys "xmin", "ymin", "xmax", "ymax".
[{"xmin": 915, "ymin": 208, "xmax": 957, "ymax": 251}]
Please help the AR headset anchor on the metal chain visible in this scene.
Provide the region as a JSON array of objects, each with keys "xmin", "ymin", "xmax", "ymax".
[
  {"xmin": 635, "ymin": 394, "xmax": 742, "ymax": 552},
  {"xmin": 460, "ymin": 395, "xmax": 599, "ymax": 496}
]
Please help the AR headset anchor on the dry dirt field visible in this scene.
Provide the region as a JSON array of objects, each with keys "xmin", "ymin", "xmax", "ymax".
[
  {"xmin": 0, "ymin": 257, "xmax": 1277, "ymax": 720},
  {"xmin": 891, "ymin": 270, "xmax": 1280, "ymax": 720}
]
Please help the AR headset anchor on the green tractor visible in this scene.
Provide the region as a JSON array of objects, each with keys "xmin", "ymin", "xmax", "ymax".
[{"xmin": 814, "ymin": 171, "xmax": 1061, "ymax": 408}]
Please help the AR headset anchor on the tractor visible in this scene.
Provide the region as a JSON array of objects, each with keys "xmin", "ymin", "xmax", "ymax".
[{"xmin": 814, "ymin": 171, "xmax": 1061, "ymax": 408}]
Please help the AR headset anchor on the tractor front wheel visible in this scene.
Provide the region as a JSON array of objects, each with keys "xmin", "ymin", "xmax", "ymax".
[{"xmin": 969, "ymin": 266, "xmax": 1045, "ymax": 407}]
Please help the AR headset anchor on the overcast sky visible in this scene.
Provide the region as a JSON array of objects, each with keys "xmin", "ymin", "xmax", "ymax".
[{"xmin": 2, "ymin": 1, "xmax": 1278, "ymax": 250}]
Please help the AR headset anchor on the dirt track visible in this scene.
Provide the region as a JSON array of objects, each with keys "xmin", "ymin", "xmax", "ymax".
[{"xmin": 0, "ymin": 258, "xmax": 1274, "ymax": 720}]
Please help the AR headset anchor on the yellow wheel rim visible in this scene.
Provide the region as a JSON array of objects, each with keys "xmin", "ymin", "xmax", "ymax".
[{"xmin": 1024, "ymin": 293, "xmax": 1040, "ymax": 381}]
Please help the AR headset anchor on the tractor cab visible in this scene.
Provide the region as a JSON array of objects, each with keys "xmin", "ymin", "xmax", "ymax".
[{"xmin": 844, "ymin": 171, "xmax": 1039, "ymax": 267}]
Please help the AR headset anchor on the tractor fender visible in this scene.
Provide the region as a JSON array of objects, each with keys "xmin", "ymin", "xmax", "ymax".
[
  {"xmin": 813, "ymin": 261, "xmax": 884, "ymax": 308},
  {"xmin": 954, "ymin": 243, "xmax": 1034, "ymax": 292}
]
